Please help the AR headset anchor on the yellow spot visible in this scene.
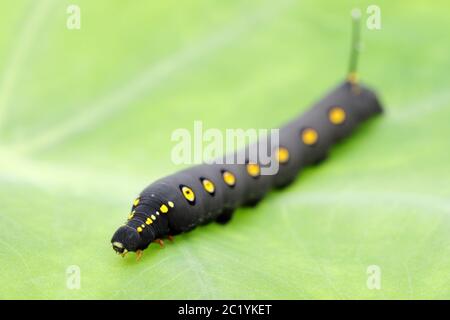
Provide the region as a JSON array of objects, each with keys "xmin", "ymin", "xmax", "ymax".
[
  {"xmin": 160, "ymin": 204, "xmax": 168, "ymax": 213},
  {"xmin": 141, "ymin": 224, "xmax": 145, "ymax": 228},
  {"xmin": 301, "ymin": 128, "xmax": 318, "ymax": 146},
  {"xmin": 202, "ymin": 179, "xmax": 215, "ymax": 194},
  {"xmin": 133, "ymin": 198, "xmax": 140, "ymax": 206},
  {"xmin": 246, "ymin": 163, "xmax": 260, "ymax": 177},
  {"xmin": 276, "ymin": 147, "xmax": 289, "ymax": 164},
  {"xmin": 168, "ymin": 201, "xmax": 175, "ymax": 208},
  {"xmin": 181, "ymin": 185, "xmax": 196, "ymax": 203},
  {"xmin": 137, "ymin": 227, "xmax": 143, "ymax": 233},
  {"xmin": 222, "ymin": 171, "xmax": 236, "ymax": 187},
  {"xmin": 127, "ymin": 210, "xmax": 135, "ymax": 220},
  {"xmin": 151, "ymin": 215, "xmax": 156, "ymax": 220},
  {"xmin": 145, "ymin": 218, "xmax": 152, "ymax": 225},
  {"xmin": 329, "ymin": 107, "xmax": 346, "ymax": 125}
]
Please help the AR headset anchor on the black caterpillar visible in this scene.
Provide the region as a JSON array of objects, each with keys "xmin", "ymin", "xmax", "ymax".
[{"xmin": 111, "ymin": 13, "xmax": 383, "ymax": 259}]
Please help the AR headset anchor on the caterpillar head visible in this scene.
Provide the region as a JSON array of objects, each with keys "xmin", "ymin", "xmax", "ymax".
[{"xmin": 111, "ymin": 225, "xmax": 141, "ymax": 256}]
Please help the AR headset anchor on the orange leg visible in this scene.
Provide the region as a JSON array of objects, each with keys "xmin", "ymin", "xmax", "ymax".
[
  {"xmin": 168, "ymin": 235, "xmax": 174, "ymax": 243},
  {"xmin": 153, "ymin": 239, "xmax": 165, "ymax": 248},
  {"xmin": 136, "ymin": 250, "xmax": 143, "ymax": 261}
]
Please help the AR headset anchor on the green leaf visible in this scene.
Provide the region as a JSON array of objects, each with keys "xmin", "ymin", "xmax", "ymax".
[{"xmin": 0, "ymin": 0, "xmax": 449, "ymax": 299}]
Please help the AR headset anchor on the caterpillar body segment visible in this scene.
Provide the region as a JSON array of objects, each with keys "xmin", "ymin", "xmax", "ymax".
[{"xmin": 111, "ymin": 79, "xmax": 383, "ymax": 257}]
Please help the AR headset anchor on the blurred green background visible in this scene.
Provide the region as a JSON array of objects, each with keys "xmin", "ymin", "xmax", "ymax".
[{"xmin": 0, "ymin": 0, "xmax": 449, "ymax": 299}]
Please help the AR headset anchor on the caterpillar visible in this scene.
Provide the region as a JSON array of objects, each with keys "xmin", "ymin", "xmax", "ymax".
[{"xmin": 111, "ymin": 12, "xmax": 383, "ymax": 260}]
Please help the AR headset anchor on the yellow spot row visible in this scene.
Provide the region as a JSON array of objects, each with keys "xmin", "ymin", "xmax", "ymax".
[
  {"xmin": 301, "ymin": 106, "xmax": 347, "ymax": 146},
  {"xmin": 170, "ymin": 107, "xmax": 347, "ymax": 208},
  {"xmin": 129, "ymin": 200, "xmax": 175, "ymax": 233}
]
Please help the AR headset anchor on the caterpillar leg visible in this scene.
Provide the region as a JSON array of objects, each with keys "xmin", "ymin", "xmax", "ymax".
[
  {"xmin": 168, "ymin": 235, "xmax": 174, "ymax": 242},
  {"xmin": 216, "ymin": 209, "xmax": 234, "ymax": 225},
  {"xmin": 153, "ymin": 239, "xmax": 165, "ymax": 248},
  {"xmin": 136, "ymin": 250, "xmax": 143, "ymax": 261}
]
